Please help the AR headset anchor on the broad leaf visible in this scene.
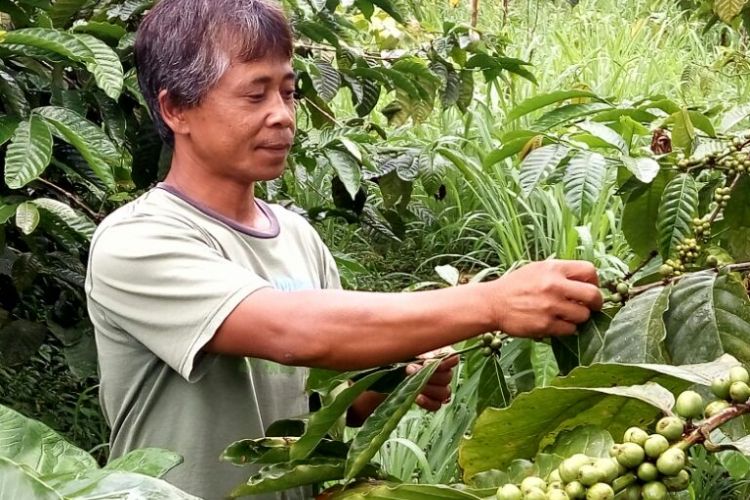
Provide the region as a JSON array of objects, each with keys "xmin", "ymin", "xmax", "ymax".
[
  {"xmin": 50, "ymin": 470, "xmax": 201, "ymax": 499},
  {"xmin": 563, "ymin": 150, "xmax": 607, "ymax": 219},
  {"xmin": 74, "ymin": 33, "xmax": 124, "ymax": 100},
  {"xmin": 4, "ymin": 116, "xmax": 53, "ymax": 189},
  {"xmin": 621, "ymin": 155, "xmax": 660, "ymax": 183},
  {"xmin": 0, "ymin": 115, "xmax": 20, "ymax": 146},
  {"xmin": 664, "ymin": 272, "xmax": 750, "ymax": 364},
  {"xmin": 476, "ymin": 356, "xmax": 512, "ymax": 415},
  {"xmin": 15, "ymin": 202, "xmax": 40, "ymax": 235},
  {"xmin": 48, "ymin": 0, "xmax": 88, "ymax": 27},
  {"xmin": 621, "ymin": 171, "xmax": 668, "ymax": 257},
  {"xmin": 230, "ymin": 458, "xmax": 349, "ymax": 497},
  {"xmin": 31, "ymin": 198, "xmax": 96, "ymax": 240},
  {"xmin": 290, "ymin": 369, "xmax": 389, "ymax": 461},
  {"xmin": 576, "ymin": 121, "xmax": 627, "ymax": 153},
  {"xmin": 724, "ymin": 175, "xmax": 750, "ymax": 228},
  {"xmin": 552, "ymin": 312, "xmax": 612, "ymax": 372},
  {"xmin": 2, "ymin": 28, "xmax": 91, "ymax": 64},
  {"xmin": 36, "ymin": 106, "xmax": 119, "ymax": 190},
  {"xmin": 0, "ymin": 458, "xmax": 61, "ymax": 500},
  {"xmin": 325, "ymin": 149, "xmax": 361, "ymax": 199},
  {"xmin": 0, "ymin": 67, "xmax": 30, "ymax": 116},
  {"xmin": 0, "ymin": 404, "xmax": 98, "ymax": 476},
  {"xmin": 715, "ymin": 0, "xmax": 747, "ymax": 22},
  {"xmin": 656, "ymin": 173, "xmax": 698, "ymax": 259},
  {"xmin": 507, "ymin": 90, "xmax": 601, "ymax": 122},
  {"xmin": 720, "ymin": 103, "xmax": 750, "ymax": 132},
  {"xmin": 595, "ymin": 285, "xmax": 672, "ymax": 363},
  {"xmin": 104, "ymin": 449, "xmax": 182, "ymax": 478},
  {"xmin": 345, "ymin": 360, "xmax": 440, "ymax": 480},
  {"xmin": 531, "ymin": 341, "xmax": 559, "ymax": 387},
  {"xmin": 327, "ymin": 482, "xmax": 483, "ymax": 499},
  {"xmin": 0, "ymin": 319, "xmax": 47, "ymax": 366},
  {"xmin": 533, "ymin": 103, "xmax": 611, "ymax": 131},
  {"xmin": 542, "ymin": 425, "xmax": 614, "ymax": 459},
  {"xmin": 459, "ymin": 356, "xmax": 740, "ymax": 479},
  {"xmin": 310, "ymin": 60, "xmax": 340, "ymax": 102},
  {"xmin": 671, "ymin": 108, "xmax": 696, "ymax": 152},
  {"xmin": 518, "ymin": 144, "xmax": 569, "ymax": 195}
]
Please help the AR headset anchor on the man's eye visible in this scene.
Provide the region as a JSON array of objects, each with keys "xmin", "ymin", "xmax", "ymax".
[{"xmin": 248, "ymin": 94, "xmax": 264, "ymax": 101}]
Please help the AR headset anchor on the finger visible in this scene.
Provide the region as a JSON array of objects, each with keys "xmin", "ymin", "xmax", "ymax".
[
  {"xmin": 562, "ymin": 280, "xmax": 604, "ymax": 310},
  {"xmin": 545, "ymin": 319, "xmax": 578, "ymax": 337},
  {"xmin": 416, "ymin": 395, "xmax": 444, "ymax": 412},
  {"xmin": 559, "ymin": 260, "xmax": 599, "ymax": 286},
  {"xmin": 554, "ymin": 301, "xmax": 592, "ymax": 324},
  {"xmin": 436, "ymin": 354, "xmax": 459, "ymax": 371},
  {"xmin": 427, "ymin": 371, "xmax": 454, "ymax": 386},
  {"xmin": 421, "ymin": 384, "xmax": 451, "ymax": 401}
]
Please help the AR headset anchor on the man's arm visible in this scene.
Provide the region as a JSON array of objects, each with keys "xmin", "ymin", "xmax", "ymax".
[{"xmin": 205, "ymin": 260, "xmax": 602, "ymax": 371}]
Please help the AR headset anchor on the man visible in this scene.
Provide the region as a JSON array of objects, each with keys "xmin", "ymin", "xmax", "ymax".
[{"xmin": 84, "ymin": 0, "xmax": 602, "ymax": 498}]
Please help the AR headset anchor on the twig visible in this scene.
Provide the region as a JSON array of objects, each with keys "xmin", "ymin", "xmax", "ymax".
[
  {"xmin": 470, "ymin": 0, "xmax": 480, "ymax": 28},
  {"xmin": 628, "ymin": 261, "xmax": 750, "ymax": 298},
  {"xmin": 35, "ymin": 178, "xmax": 102, "ymax": 222}
]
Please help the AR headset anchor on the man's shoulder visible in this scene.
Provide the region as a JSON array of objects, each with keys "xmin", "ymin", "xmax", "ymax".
[{"xmin": 265, "ymin": 202, "xmax": 325, "ymax": 243}]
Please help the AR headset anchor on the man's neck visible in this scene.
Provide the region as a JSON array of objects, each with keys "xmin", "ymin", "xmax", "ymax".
[{"xmin": 162, "ymin": 153, "xmax": 270, "ymax": 231}]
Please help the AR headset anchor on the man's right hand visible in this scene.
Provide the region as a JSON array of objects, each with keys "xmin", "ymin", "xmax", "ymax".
[{"xmin": 486, "ymin": 260, "xmax": 603, "ymax": 337}]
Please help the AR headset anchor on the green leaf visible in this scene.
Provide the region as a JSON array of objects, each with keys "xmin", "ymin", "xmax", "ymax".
[
  {"xmin": 518, "ymin": 144, "xmax": 569, "ymax": 195},
  {"xmin": 31, "ymin": 198, "xmax": 96, "ymax": 240},
  {"xmin": 576, "ymin": 121, "xmax": 627, "ymax": 153},
  {"xmin": 621, "ymin": 155, "xmax": 660, "ymax": 183},
  {"xmin": 483, "ymin": 135, "xmax": 536, "ymax": 167},
  {"xmin": 49, "ymin": 470, "xmax": 201, "ymax": 499},
  {"xmin": 327, "ymin": 482, "xmax": 483, "ymax": 499},
  {"xmin": 0, "ymin": 404, "xmax": 98, "ymax": 476},
  {"xmin": 15, "ymin": 202, "xmax": 40, "ymax": 235},
  {"xmin": 4, "ymin": 116, "xmax": 53, "ymax": 189},
  {"xmin": 2, "ymin": 28, "xmax": 91, "ymax": 64},
  {"xmin": 671, "ymin": 108, "xmax": 696, "ymax": 153},
  {"xmin": 720, "ymin": 103, "xmax": 750, "ymax": 132},
  {"xmin": 354, "ymin": 77, "xmax": 380, "ymax": 116},
  {"xmin": 290, "ymin": 369, "xmax": 389, "ymax": 461},
  {"xmin": 0, "ymin": 115, "xmax": 20, "ymax": 146},
  {"xmin": 459, "ymin": 356, "xmax": 740, "ymax": 479},
  {"xmin": 48, "ymin": 0, "xmax": 88, "ymax": 27},
  {"xmin": 621, "ymin": 171, "xmax": 669, "ymax": 257},
  {"xmin": 345, "ymin": 360, "xmax": 440, "ymax": 480},
  {"xmin": 715, "ymin": 0, "xmax": 747, "ymax": 22},
  {"xmin": 553, "ymin": 312, "xmax": 612, "ymax": 372},
  {"xmin": 563, "ymin": 151, "xmax": 607, "ymax": 219},
  {"xmin": 0, "ymin": 457, "xmax": 62, "ymax": 500},
  {"xmin": 507, "ymin": 90, "xmax": 602, "ymax": 122},
  {"xmin": 74, "ymin": 33, "xmax": 124, "ymax": 100},
  {"xmin": 0, "ymin": 203, "xmax": 17, "ymax": 224},
  {"xmin": 456, "ymin": 69, "xmax": 473, "ymax": 112},
  {"xmin": 71, "ymin": 21, "xmax": 128, "ymax": 44},
  {"xmin": 0, "ymin": 67, "xmax": 30, "ymax": 117},
  {"xmin": 531, "ymin": 341, "xmax": 559, "ymax": 387},
  {"xmin": 229, "ymin": 458, "xmax": 348, "ymax": 497},
  {"xmin": 724, "ymin": 175, "xmax": 750, "ymax": 228},
  {"xmin": 104, "ymin": 449, "xmax": 182, "ymax": 478},
  {"xmin": 533, "ymin": 103, "xmax": 612, "ymax": 131},
  {"xmin": 595, "ymin": 286, "xmax": 672, "ymax": 363},
  {"xmin": 664, "ymin": 272, "xmax": 750, "ymax": 365},
  {"xmin": 656, "ymin": 173, "xmax": 698, "ymax": 259},
  {"xmin": 369, "ymin": 0, "xmax": 407, "ymax": 23},
  {"xmin": 324, "ymin": 149, "xmax": 361, "ymax": 200},
  {"xmin": 379, "ymin": 170, "xmax": 412, "ymax": 212},
  {"xmin": 687, "ymin": 111, "xmax": 716, "ymax": 137},
  {"xmin": 36, "ymin": 106, "xmax": 119, "ymax": 190},
  {"xmin": 542, "ymin": 425, "xmax": 614, "ymax": 459},
  {"xmin": 476, "ymin": 356, "xmax": 512, "ymax": 415},
  {"xmin": 310, "ymin": 60, "xmax": 340, "ymax": 102}
]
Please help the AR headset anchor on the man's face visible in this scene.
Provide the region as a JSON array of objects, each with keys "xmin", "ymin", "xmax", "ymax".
[{"xmin": 179, "ymin": 56, "xmax": 296, "ymax": 182}]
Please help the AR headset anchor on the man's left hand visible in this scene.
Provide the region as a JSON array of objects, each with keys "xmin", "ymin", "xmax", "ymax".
[{"xmin": 406, "ymin": 348, "xmax": 458, "ymax": 412}]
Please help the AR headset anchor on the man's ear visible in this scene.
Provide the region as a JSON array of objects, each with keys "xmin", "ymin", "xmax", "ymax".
[{"xmin": 158, "ymin": 90, "xmax": 190, "ymax": 137}]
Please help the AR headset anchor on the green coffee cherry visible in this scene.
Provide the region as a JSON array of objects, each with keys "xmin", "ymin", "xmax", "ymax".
[
  {"xmin": 662, "ymin": 468, "xmax": 690, "ymax": 491},
  {"xmin": 548, "ymin": 490, "xmax": 570, "ymax": 500},
  {"xmin": 564, "ymin": 481, "xmax": 585, "ymax": 499},
  {"xmin": 656, "ymin": 448, "xmax": 686, "ymax": 476},
  {"xmin": 711, "ymin": 375, "xmax": 732, "ymax": 400},
  {"xmin": 641, "ymin": 481, "xmax": 668, "ymax": 500},
  {"xmin": 585, "ymin": 483, "xmax": 614, "ymax": 500},
  {"xmin": 675, "ymin": 390, "xmax": 704, "ymax": 419},
  {"xmin": 615, "ymin": 442, "xmax": 645, "ymax": 468},
  {"xmin": 481, "ymin": 346, "xmax": 493, "ymax": 357},
  {"xmin": 593, "ymin": 458, "xmax": 619, "ymax": 483},
  {"xmin": 547, "ymin": 481, "xmax": 563, "ymax": 491},
  {"xmin": 559, "ymin": 454, "xmax": 591, "ymax": 483},
  {"xmin": 729, "ymin": 366, "xmax": 750, "ymax": 384},
  {"xmin": 577, "ymin": 464, "xmax": 602, "ymax": 486},
  {"xmin": 637, "ymin": 462, "xmax": 659, "ymax": 481},
  {"xmin": 659, "ymin": 264, "xmax": 673, "ymax": 277},
  {"xmin": 623, "ymin": 427, "xmax": 649, "ymax": 446},
  {"xmin": 705, "ymin": 399, "xmax": 731, "ymax": 417},
  {"xmin": 730, "ymin": 381, "xmax": 750, "ymax": 403},
  {"xmin": 616, "ymin": 282, "xmax": 629, "ymax": 295},
  {"xmin": 482, "ymin": 333, "xmax": 495, "ymax": 346},
  {"xmin": 644, "ymin": 434, "xmax": 670, "ymax": 458},
  {"xmin": 655, "ymin": 416, "xmax": 684, "ymax": 441},
  {"xmin": 496, "ymin": 484, "xmax": 522, "ymax": 500},
  {"xmin": 523, "ymin": 487, "xmax": 547, "ymax": 500},
  {"xmin": 521, "ymin": 476, "xmax": 546, "ymax": 493},
  {"xmin": 490, "ymin": 337, "xmax": 503, "ymax": 350},
  {"xmin": 548, "ymin": 469, "xmax": 561, "ymax": 483}
]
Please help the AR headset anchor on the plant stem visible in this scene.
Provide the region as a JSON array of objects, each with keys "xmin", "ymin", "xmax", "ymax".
[
  {"xmin": 627, "ymin": 260, "xmax": 750, "ymax": 298},
  {"xmin": 674, "ymin": 402, "xmax": 750, "ymax": 451},
  {"xmin": 612, "ymin": 473, "xmax": 637, "ymax": 493},
  {"xmin": 35, "ymin": 178, "xmax": 102, "ymax": 222}
]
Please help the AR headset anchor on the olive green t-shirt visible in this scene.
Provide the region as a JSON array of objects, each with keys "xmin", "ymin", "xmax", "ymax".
[{"xmin": 85, "ymin": 184, "xmax": 341, "ymax": 499}]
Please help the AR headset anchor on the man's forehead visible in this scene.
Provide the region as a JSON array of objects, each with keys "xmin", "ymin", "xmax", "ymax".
[{"xmin": 228, "ymin": 58, "xmax": 295, "ymax": 82}]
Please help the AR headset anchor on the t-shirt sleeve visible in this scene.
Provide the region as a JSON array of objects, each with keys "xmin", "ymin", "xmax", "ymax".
[
  {"xmin": 87, "ymin": 216, "xmax": 271, "ymax": 381},
  {"xmin": 321, "ymin": 246, "xmax": 342, "ymax": 290}
]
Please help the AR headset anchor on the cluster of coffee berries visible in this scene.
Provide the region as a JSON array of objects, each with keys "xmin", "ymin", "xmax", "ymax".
[
  {"xmin": 714, "ymin": 186, "xmax": 732, "ymax": 207},
  {"xmin": 675, "ymin": 237, "xmax": 701, "ymax": 265},
  {"xmin": 481, "ymin": 332, "xmax": 504, "ymax": 357},
  {"xmin": 692, "ymin": 217, "xmax": 711, "ymax": 240},
  {"xmin": 659, "ymin": 259, "xmax": 684, "ymax": 278},
  {"xmin": 707, "ymin": 365, "xmax": 750, "ymax": 411}
]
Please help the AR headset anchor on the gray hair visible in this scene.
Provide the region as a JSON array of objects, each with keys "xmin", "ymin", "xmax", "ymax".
[{"xmin": 134, "ymin": 0, "xmax": 294, "ymax": 145}]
